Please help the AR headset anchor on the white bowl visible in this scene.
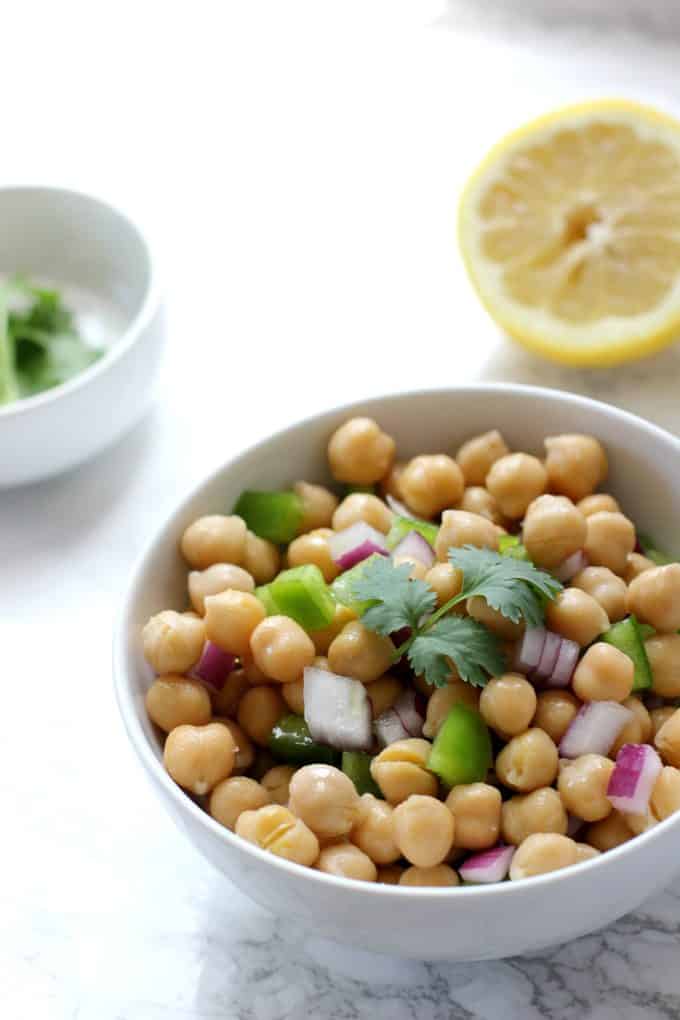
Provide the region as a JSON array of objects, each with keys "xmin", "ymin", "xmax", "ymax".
[
  {"xmin": 0, "ymin": 186, "xmax": 164, "ymax": 487},
  {"xmin": 115, "ymin": 385, "xmax": 680, "ymax": 961}
]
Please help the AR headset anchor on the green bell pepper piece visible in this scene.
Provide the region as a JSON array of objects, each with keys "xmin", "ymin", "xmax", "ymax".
[
  {"xmin": 341, "ymin": 751, "xmax": 382, "ymax": 797},
  {"xmin": 255, "ymin": 584, "xmax": 280, "ymax": 616},
  {"xmin": 602, "ymin": 615, "xmax": 653, "ymax": 691},
  {"xmin": 268, "ymin": 714, "xmax": 339, "ymax": 765},
  {"xmin": 385, "ymin": 515, "xmax": 438, "ymax": 551},
  {"xmin": 268, "ymin": 564, "xmax": 335, "ymax": 631},
  {"xmin": 330, "ymin": 553, "xmax": 383, "ymax": 614},
  {"xmin": 498, "ymin": 534, "xmax": 530, "ymax": 561},
  {"xmin": 233, "ymin": 489, "xmax": 303, "ymax": 544},
  {"xmin": 427, "ymin": 704, "xmax": 493, "ymax": 788}
]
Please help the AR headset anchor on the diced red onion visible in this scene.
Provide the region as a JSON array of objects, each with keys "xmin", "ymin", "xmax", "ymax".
[
  {"xmin": 391, "ymin": 689, "xmax": 424, "ymax": 738},
  {"xmin": 534, "ymin": 631, "xmax": 562, "ymax": 681},
  {"xmin": 607, "ymin": 743, "xmax": 663, "ymax": 816},
  {"xmin": 459, "ymin": 845, "xmax": 515, "ymax": 884},
  {"xmin": 386, "ymin": 494, "xmax": 417, "ymax": 519},
  {"xmin": 303, "ymin": 666, "xmax": 372, "ymax": 751},
  {"xmin": 554, "ymin": 550, "xmax": 588, "ymax": 583},
  {"xmin": 559, "ymin": 701, "xmax": 633, "ymax": 758},
  {"xmin": 374, "ymin": 708, "xmax": 410, "ymax": 747},
  {"xmin": 514, "ymin": 627, "xmax": 546, "ymax": 674},
  {"xmin": 392, "ymin": 530, "xmax": 435, "ymax": 569},
  {"xmin": 191, "ymin": 642, "xmax": 236, "ymax": 691},
  {"xmin": 328, "ymin": 522, "xmax": 388, "ymax": 570},
  {"xmin": 546, "ymin": 638, "xmax": 580, "ymax": 689}
]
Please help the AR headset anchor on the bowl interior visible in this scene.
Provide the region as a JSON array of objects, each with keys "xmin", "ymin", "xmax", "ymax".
[{"xmin": 0, "ymin": 187, "xmax": 151, "ymax": 350}]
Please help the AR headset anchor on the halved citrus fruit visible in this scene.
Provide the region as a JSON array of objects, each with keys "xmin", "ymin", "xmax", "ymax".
[{"xmin": 458, "ymin": 99, "xmax": 680, "ymax": 366}]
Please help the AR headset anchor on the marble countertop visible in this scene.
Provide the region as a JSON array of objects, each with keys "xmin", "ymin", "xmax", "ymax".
[{"xmin": 3, "ymin": 3, "xmax": 680, "ymax": 1018}]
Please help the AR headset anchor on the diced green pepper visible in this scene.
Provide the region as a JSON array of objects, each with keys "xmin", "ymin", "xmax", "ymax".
[
  {"xmin": 331, "ymin": 553, "xmax": 383, "ymax": 614},
  {"xmin": 427, "ymin": 704, "xmax": 492, "ymax": 788},
  {"xmin": 255, "ymin": 584, "xmax": 280, "ymax": 616},
  {"xmin": 638, "ymin": 533, "xmax": 675, "ymax": 566},
  {"xmin": 268, "ymin": 714, "xmax": 339, "ymax": 765},
  {"xmin": 498, "ymin": 534, "xmax": 530, "ymax": 561},
  {"xmin": 602, "ymin": 615, "xmax": 653, "ymax": 691},
  {"xmin": 341, "ymin": 751, "xmax": 382, "ymax": 797},
  {"xmin": 385, "ymin": 515, "xmax": 439, "ymax": 551},
  {"xmin": 268, "ymin": 564, "xmax": 335, "ymax": 631},
  {"xmin": 233, "ymin": 489, "xmax": 303, "ymax": 544}
]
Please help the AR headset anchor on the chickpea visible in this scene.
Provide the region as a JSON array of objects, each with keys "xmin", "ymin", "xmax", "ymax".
[
  {"xmin": 212, "ymin": 668, "xmax": 250, "ymax": 717},
  {"xmin": 310, "ymin": 603, "xmax": 357, "ymax": 655},
  {"xmin": 145, "ymin": 676, "xmax": 212, "ymax": 732},
  {"xmin": 240, "ymin": 657, "xmax": 268, "ymax": 686},
  {"xmin": 380, "ymin": 461, "xmax": 406, "ymax": 501},
  {"xmin": 583, "ymin": 512, "xmax": 636, "ymax": 576},
  {"xmin": 188, "ymin": 564, "xmax": 255, "ymax": 615},
  {"xmin": 651, "ymin": 706, "xmax": 676, "ymax": 739},
  {"xmin": 367, "ymin": 674, "xmax": 403, "ymax": 718},
  {"xmin": 575, "ymin": 843, "xmax": 601, "ymax": 864},
  {"xmin": 611, "ymin": 696, "xmax": 653, "ymax": 757},
  {"xmin": 327, "ymin": 417, "xmax": 396, "ymax": 486},
  {"xmin": 261, "ymin": 764, "xmax": 297, "ymax": 805},
  {"xmin": 557, "ymin": 754, "xmax": 614, "ymax": 822},
  {"xmin": 577, "ymin": 494, "xmax": 620, "ymax": 518},
  {"xmin": 423, "ymin": 681, "xmax": 480, "ymax": 739},
  {"xmin": 651, "ymin": 766, "xmax": 680, "ymax": 820},
  {"xmin": 545, "ymin": 587, "xmax": 609, "ymax": 646},
  {"xmin": 316, "ymin": 843, "xmax": 377, "ymax": 881},
  {"xmin": 585, "ymin": 811, "xmax": 633, "ymax": 851},
  {"xmin": 236, "ymin": 686, "xmax": 286, "ymax": 747},
  {"xmin": 571, "ymin": 644, "xmax": 634, "ymax": 703},
  {"xmin": 495, "ymin": 728, "xmax": 559, "ymax": 793},
  {"xmin": 288, "ymin": 764, "xmax": 361, "ymax": 838},
  {"xmin": 456, "ymin": 429, "xmax": 509, "ymax": 486},
  {"xmin": 332, "ymin": 492, "xmax": 393, "ymax": 535},
  {"xmin": 209, "ymin": 776, "xmax": 270, "ymax": 830},
  {"xmin": 281, "ymin": 678, "xmax": 305, "ymax": 715},
  {"xmin": 327, "ymin": 621, "xmax": 394, "ymax": 684},
  {"xmin": 445, "ymin": 783, "xmax": 501, "ymax": 850},
  {"xmin": 399, "ymin": 455, "xmax": 464, "ymax": 519},
  {"xmin": 392, "ymin": 554, "xmax": 429, "ymax": 582},
  {"xmin": 350, "ymin": 794, "xmax": 400, "ymax": 864},
  {"xmin": 142, "ymin": 610, "xmax": 205, "ymax": 675},
  {"xmin": 629, "ymin": 564, "xmax": 680, "ymax": 635},
  {"xmin": 479, "ymin": 674, "xmax": 537, "ymax": 739},
  {"xmin": 204, "ymin": 590, "xmax": 265, "ymax": 658},
  {"xmin": 214, "ymin": 718, "xmax": 254, "ymax": 772},
  {"xmin": 544, "ymin": 434, "xmax": 608, "ymax": 502},
  {"xmin": 236, "ymin": 804, "xmax": 319, "ymax": 866},
  {"xmin": 242, "ymin": 531, "xmax": 280, "ymax": 585},
  {"xmin": 654, "ymin": 709, "xmax": 680, "ymax": 767},
  {"xmin": 164, "ymin": 722, "xmax": 236, "ymax": 795},
  {"xmin": 392, "ymin": 795, "xmax": 455, "ymax": 868},
  {"xmin": 250, "ymin": 616, "xmax": 316, "ymax": 684},
  {"xmin": 400, "ymin": 864, "xmax": 460, "ymax": 887},
  {"xmin": 572, "ymin": 566, "xmax": 627, "ymax": 623},
  {"xmin": 293, "ymin": 480, "xmax": 338, "ymax": 534},
  {"xmin": 523, "ymin": 495, "xmax": 587, "ymax": 568},
  {"xmin": 501, "ymin": 788, "xmax": 567, "ymax": 845},
  {"xmin": 467, "ymin": 597, "xmax": 524, "ymax": 640},
  {"xmin": 179, "ymin": 514, "xmax": 247, "ymax": 572},
  {"xmin": 532, "ymin": 690, "xmax": 580, "ymax": 744},
  {"xmin": 370, "ymin": 739, "xmax": 438, "ymax": 804},
  {"xmin": 510, "ymin": 833, "xmax": 578, "ymax": 881},
  {"xmin": 377, "ymin": 864, "xmax": 405, "ymax": 884},
  {"xmin": 434, "ymin": 510, "xmax": 499, "ymax": 562},
  {"xmin": 459, "ymin": 486, "xmax": 505, "ymax": 525},
  {"xmin": 287, "ymin": 531, "xmax": 339, "ymax": 583},
  {"xmin": 486, "ymin": 453, "xmax": 547, "ymax": 520},
  {"xmin": 624, "ymin": 556, "xmax": 655, "ymax": 588},
  {"xmin": 424, "ymin": 563, "xmax": 464, "ymax": 607}
]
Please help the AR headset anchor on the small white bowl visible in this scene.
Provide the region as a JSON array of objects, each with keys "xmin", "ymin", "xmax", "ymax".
[
  {"xmin": 115, "ymin": 385, "xmax": 680, "ymax": 961},
  {"xmin": 0, "ymin": 186, "xmax": 164, "ymax": 487}
]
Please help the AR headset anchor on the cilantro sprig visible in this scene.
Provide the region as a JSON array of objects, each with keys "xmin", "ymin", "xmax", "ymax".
[{"xmin": 350, "ymin": 545, "xmax": 562, "ymax": 688}]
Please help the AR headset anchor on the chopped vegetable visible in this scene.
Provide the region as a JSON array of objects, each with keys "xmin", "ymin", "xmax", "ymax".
[
  {"xmin": 233, "ymin": 490, "xmax": 303, "ymax": 544},
  {"xmin": 303, "ymin": 666, "xmax": 372, "ymax": 751},
  {"xmin": 254, "ymin": 584, "xmax": 279, "ymax": 616},
  {"xmin": 554, "ymin": 549, "xmax": 588, "ymax": 583},
  {"xmin": 513, "ymin": 627, "xmax": 579, "ymax": 687},
  {"xmin": 559, "ymin": 701, "xmax": 633, "ymax": 758},
  {"xmin": 385, "ymin": 515, "xmax": 438, "ymax": 551},
  {"xmin": 638, "ymin": 533, "xmax": 674, "ymax": 566},
  {"xmin": 392, "ymin": 530, "xmax": 435, "ymax": 570},
  {"xmin": 427, "ymin": 704, "xmax": 493, "ymax": 787},
  {"xmin": 330, "ymin": 554, "xmax": 383, "ymax": 615},
  {"xmin": 498, "ymin": 534, "xmax": 529, "ymax": 561},
  {"xmin": 191, "ymin": 642, "xmax": 236, "ymax": 691},
  {"xmin": 341, "ymin": 751, "xmax": 382, "ymax": 797},
  {"xmin": 459, "ymin": 845, "xmax": 515, "ymax": 884},
  {"xmin": 534, "ymin": 631, "xmax": 562, "ymax": 682},
  {"xmin": 268, "ymin": 564, "xmax": 335, "ymax": 631},
  {"xmin": 328, "ymin": 521, "xmax": 388, "ymax": 570},
  {"xmin": 637, "ymin": 623, "xmax": 656, "ymax": 641},
  {"xmin": 546, "ymin": 637, "xmax": 580, "ymax": 689},
  {"xmin": 385, "ymin": 494, "xmax": 417, "ymax": 519},
  {"xmin": 607, "ymin": 743, "xmax": 662, "ymax": 816},
  {"xmin": 390, "ymin": 689, "xmax": 424, "ymax": 738},
  {"xmin": 602, "ymin": 616, "xmax": 653, "ymax": 691},
  {"xmin": 514, "ymin": 627, "xmax": 546, "ymax": 674},
  {"xmin": 374, "ymin": 708, "xmax": 410, "ymax": 747},
  {"xmin": 268, "ymin": 714, "xmax": 339, "ymax": 765}
]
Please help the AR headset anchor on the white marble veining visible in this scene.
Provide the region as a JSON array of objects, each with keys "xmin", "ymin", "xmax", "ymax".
[{"xmin": 3, "ymin": 2, "xmax": 680, "ymax": 1017}]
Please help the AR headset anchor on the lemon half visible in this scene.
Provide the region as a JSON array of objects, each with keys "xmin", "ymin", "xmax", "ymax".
[{"xmin": 458, "ymin": 99, "xmax": 680, "ymax": 366}]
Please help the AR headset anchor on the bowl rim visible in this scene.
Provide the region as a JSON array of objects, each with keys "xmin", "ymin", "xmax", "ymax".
[
  {"xmin": 0, "ymin": 184, "xmax": 161, "ymax": 421},
  {"xmin": 114, "ymin": 383, "xmax": 680, "ymax": 900}
]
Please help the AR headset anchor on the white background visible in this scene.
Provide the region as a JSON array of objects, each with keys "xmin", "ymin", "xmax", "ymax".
[{"xmin": 3, "ymin": 3, "xmax": 680, "ymax": 1018}]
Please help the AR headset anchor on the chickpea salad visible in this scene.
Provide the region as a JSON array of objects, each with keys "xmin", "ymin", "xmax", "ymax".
[{"xmin": 142, "ymin": 418, "xmax": 680, "ymax": 887}]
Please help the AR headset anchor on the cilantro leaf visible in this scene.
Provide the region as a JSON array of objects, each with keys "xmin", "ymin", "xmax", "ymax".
[
  {"xmin": 349, "ymin": 555, "xmax": 437, "ymax": 636},
  {"xmin": 448, "ymin": 546, "xmax": 562, "ymax": 627},
  {"xmin": 409, "ymin": 616, "xmax": 506, "ymax": 688}
]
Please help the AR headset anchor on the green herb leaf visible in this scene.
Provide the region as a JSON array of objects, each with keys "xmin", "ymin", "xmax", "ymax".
[
  {"xmin": 0, "ymin": 286, "xmax": 19, "ymax": 406},
  {"xmin": 448, "ymin": 546, "xmax": 562, "ymax": 627},
  {"xmin": 349, "ymin": 555, "xmax": 437, "ymax": 635},
  {"xmin": 409, "ymin": 616, "xmax": 506, "ymax": 688}
]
